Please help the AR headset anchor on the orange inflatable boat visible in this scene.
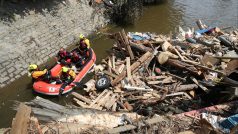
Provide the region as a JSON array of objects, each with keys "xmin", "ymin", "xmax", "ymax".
[{"xmin": 33, "ymin": 48, "xmax": 96, "ymax": 95}]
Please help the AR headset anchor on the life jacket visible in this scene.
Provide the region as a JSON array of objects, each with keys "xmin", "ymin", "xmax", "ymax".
[
  {"xmin": 31, "ymin": 69, "xmax": 47, "ymax": 79},
  {"xmin": 61, "ymin": 69, "xmax": 76, "ymax": 80}
]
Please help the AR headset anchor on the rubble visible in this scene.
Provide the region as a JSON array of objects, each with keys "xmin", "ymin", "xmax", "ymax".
[
  {"xmin": 2, "ymin": 20, "xmax": 238, "ymax": 133},
  {"xmin": 69, "ymin": 20, "xmax": 238, "ymax": 133}
]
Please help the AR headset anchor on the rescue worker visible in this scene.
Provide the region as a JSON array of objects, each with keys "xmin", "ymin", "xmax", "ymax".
[
  {"xmin": 59, "ymin": 67, "xmax": 76, "ymax": 95},
  {"xmin": 56, "ymin": 48, "xmax": 72, "ymax": 66},
  {"xmin": 71, "ymin": 51, "xmax": 85, "ymax": 68},
  {"xmin": 28, "ymin": 64, "xmax": 51, "ymax": 82},
  {"xmin": 78, "ymin": 34, "xmax": 90, "ymax": 58}
]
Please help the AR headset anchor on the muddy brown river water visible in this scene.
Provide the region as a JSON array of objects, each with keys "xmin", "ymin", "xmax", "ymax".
[{"xmin": 0, "ymin": 0, "xmax": 237, "ymax": 128}]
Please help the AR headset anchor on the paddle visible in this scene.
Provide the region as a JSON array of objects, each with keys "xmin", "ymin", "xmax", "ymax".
[
  {"xmin": 58, "ymin": 82, "xmax": 87, "ymax": 96},
  {"xmin": 72, "ymin": 82, "xmax": 87, "ymax": 89}
]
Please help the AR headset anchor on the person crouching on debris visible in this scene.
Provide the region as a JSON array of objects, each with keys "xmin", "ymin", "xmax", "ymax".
[
  {"xmin": 28, "ymin": 64, "xmax": 52, "ymax": 82},
  {"xmin": 55, "ymin": 48, "xmax": 72, "ymax": 67},
  {"xmin": 71, "ymin": 51, "xmax": 85, "ymax": 69},
  {"xmin": 78, "ymin": 34, "xmax": 90, "ymax": 58},
  {"xmin": 59, "ymin": 67, "xmax": 76, "ymax": 95}
]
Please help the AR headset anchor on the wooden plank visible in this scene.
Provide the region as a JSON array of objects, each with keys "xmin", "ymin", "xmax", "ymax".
[
  {"xmin": 112, "ymin": 55, "xmax": 116, "ymax": 69},
  {"xmin": 108, "ymin": 58, "xmax": 112, "ymax": 73},
  {"xmin": 89, "ymin": 89, "xmax": 108, "ymax": 108},
  {"xmin": 103, "ymin": 70, "xmax": 117, "ymax": 78},
  {"xmin": 73, "ymin": 98, "xmax": 88, "ymax": 108},
  {"xmin": 11, "ymin": 103, "xmax": 31, "ymax": 134},
  {"xmin": 126, "ymin": 57, "xmax": 132, "ymax": 80},
  {"xmin": 112, "ymin": 102, "xmax": 117, "ymax": 112},
  {"xmin": 121, "ymin": 29, "xmax": 134, "ymax": 60},
  {"xmin": 94, "ymin": 91, "xmax": 113, "ymax": 109},
  {"xmin": 111, "ymin": 51, "xmax": 153, "ymax": 86},
  {"xmin": 126, "ymin": 57, "xmax": 136, "ymax": 86},
  {"xmin": 72, "ymin": 92, "xmax": 92, "ymax": 105},
  {"xmin": 124, "ymin": 85, "xmax": 153, "ymax": 92},
  {"xmin": 105, "ymin": 94, "xmax": 118, "ymax": 110},
  {"xmin": 116, "ymin": 64, "xmax": 125, "ymax": 74},
  {"xmin": 190, "ymin": 77, "xmax": 209, "ymax": 92}
]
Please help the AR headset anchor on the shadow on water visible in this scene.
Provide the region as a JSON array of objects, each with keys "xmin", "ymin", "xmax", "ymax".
[{"xmin": 0, "ymin": 0, "xmax": 70, "ymax": 22}]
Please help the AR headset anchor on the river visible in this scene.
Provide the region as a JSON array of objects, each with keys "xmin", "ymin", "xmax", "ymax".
[{"xmin": 0, "ymin": 0, "xmax": 237, "ymax": 128}]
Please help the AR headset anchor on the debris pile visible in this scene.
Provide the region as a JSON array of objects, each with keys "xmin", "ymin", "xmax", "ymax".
[
  {"xmin": 2, "ymin": 98, "xmax": 238, "ymax": 133},
  {"xmin": 2, "ymin": 20, "xmax": 238, "ymax": 133},
  {"xmin": 70, "ymin": 20, "xmax": 238, "ymax": 133}
]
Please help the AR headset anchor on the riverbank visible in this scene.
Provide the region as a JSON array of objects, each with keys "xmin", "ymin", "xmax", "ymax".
[{"xmin": 0, "ymin": 0, "xmax": 108, "ymax": 88}]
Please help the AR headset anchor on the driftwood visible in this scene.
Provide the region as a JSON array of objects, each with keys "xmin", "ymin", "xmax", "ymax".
[{"xmin": 111, "ymin": 51, "xmax": 153, "ymax": 86}]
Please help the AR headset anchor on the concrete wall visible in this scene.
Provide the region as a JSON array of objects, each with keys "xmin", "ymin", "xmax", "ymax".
[{"xmin": 0, "ymin": 0, "xmax": 107, "ymax": 88}]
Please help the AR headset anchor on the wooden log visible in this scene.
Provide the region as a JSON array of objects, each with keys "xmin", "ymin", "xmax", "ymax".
[
  {"xmin": 111, "ymin": 51, "xmax": 153, "ymax": 86},
  {"xmin": 11, "ymin": 103, "xmax": 31, "ymax": 134},
  {"xmin": 175, "ymin": 84, "xmax": 198, "ymax": 92},
  {"xmin": 130, "ymin": 43, "xmax": 153, "ymax": 54},
  {"xmin": 166, "ymin": 59, "xmax": 200, "ymax": 75},
  {"xmin": 72, "ymin": 92, "xmax": 92, "ymax": 105},
  {"xmin": 121, "ymin": 29, "xmax": 135, "ymax": 60}
]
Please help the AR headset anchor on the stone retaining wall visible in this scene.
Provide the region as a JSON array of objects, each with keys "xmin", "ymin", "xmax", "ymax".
[{"xmin": 0, "ymin": 0, "xmax": 107, "ymax": 88}]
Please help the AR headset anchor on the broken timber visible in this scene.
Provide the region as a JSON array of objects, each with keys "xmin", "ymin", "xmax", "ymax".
[{"xmin": 111, "ymin": 51, "xmax": 153, "ymax": 86}]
